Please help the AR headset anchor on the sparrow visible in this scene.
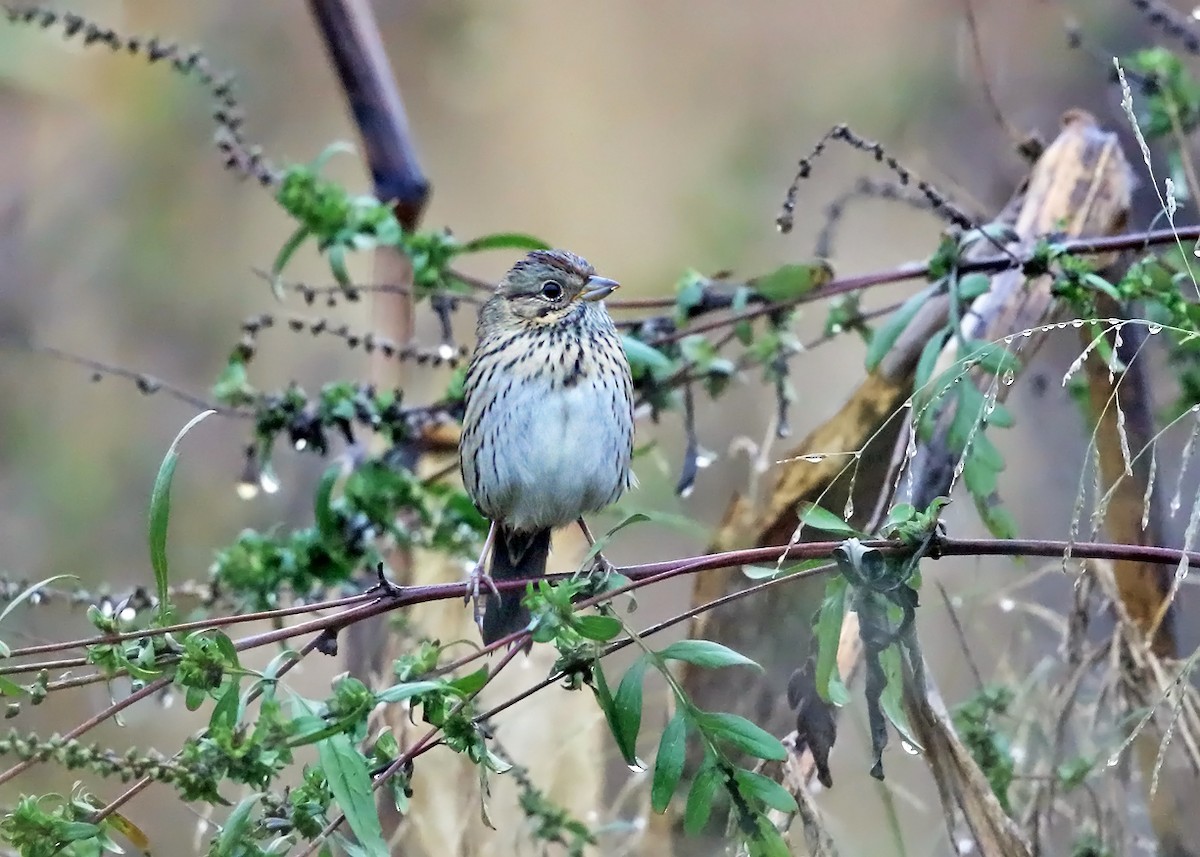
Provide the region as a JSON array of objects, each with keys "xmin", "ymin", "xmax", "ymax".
[{"xmin": 459, "ymin": 249, "xmax": 635, "ymax": 644}]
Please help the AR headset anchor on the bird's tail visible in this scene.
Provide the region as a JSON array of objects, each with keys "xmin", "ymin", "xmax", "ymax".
[{"xmin": 482, "ymin": 526, "xmax": 552, "ymax": 645}]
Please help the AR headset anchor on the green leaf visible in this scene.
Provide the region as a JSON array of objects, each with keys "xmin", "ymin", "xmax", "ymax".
[
  {"xmin": 573, "ymin": 614, "xmax": 624, "ymax": 641},
  {"xmin": 270, "ymin": 226, "xmax": 310, "ymax": 300},
  {"xmin": 753, "ymin": 261, "xmax": 834, "ymax": 303},
  {"xmin": 447, "ymin": 665, "xmax": 489, "ymax": 696},
  {"xmin": 879, "ymin": 646, "xmax": 922, "ymax": 751},
  {"xmin": 444, "ymin": 365, "xmax": 468, "ymax": 402},
  {"xmin": 880, "ymin": 503, "xmax": 917, "ymax": 536},
  {"xmin": 612, "ymin": 658, "xmax": 648, "ymax": 764},
  {"xmin": 0, "ymin": 676, "xmax": 25, "ymax": 697},
  {"xmin": 732, "ymin": 286, "xmax": 754, "ymax": 344},
  {"xmin": 651, "ymin": 710, "xmax": 689, "ymax": 813},
  {"xmin": 318, "ymin": 732, "xmax": 388, "ymax": 856},
  {"xmin": 210, "ymin": 678, "xmax": 242, "ymax": 731},
  {"xmin": 814, "ymin": 577, "xmax": 850, "ymax": 705},
  {"xmin": 913, "ymin": 328, "xmax": 949, "ymax": 403},
  {"xmin": 683, "ymin": 763, "xmax": 722, "ymax": 833},
  {"xmin": 865, "ymin": 285, "xmax": 933, "ymax": 371},
  {"xmin": 329, "ymin": 244, "xmax": 351, "ymax": 288},
  {"xmin": 962, "ymin": 340, "xmax": 1019, "ymax": 377},
  {"xmin": 289, "ymin": 715, "xmax": 353, "ymax": 749},
  {"xmin": 314, "ymin": 465, "xmax": 341, "ymax": 545},
  {"xmin": 674, "ymin": 270, "xmax": 707, "ymax": 325},
  {"xmin": 963, "ymin": 452, "xmax": 998, "ymax": 498},
  {"xmin": 149, "ymin": 410, "xmax": 216, "ymax": 624},
  {"xmin": 798, "ymin": 502, "xmax": 861, "ymax": 537},
  {"xmin": 970, "ymin": 432, "xmax": 1005, "ymax": 471},
  {"xmin": 741, "ymin": 558, "xmax": 829, "ymax": 580},
  {"xmin": 0, "ymin": 574, "xmax": 78, "ymax": 629},
  {"xmin": 944, "ymin": 387, "xmax": 975, "ymax": 452},
  {"xmin": 594, "ymin": 657, "xmax": 647, "ymax": 767},
  {"xmin": 747, "ymin": 819, "xmax": 793, "ymax": 857},
  {"xmin": 375, "ymin": 680, "xmax": 446, "ymax": 704},
  {"xmin": 185, "ymin": 685, "xmax": 206, "ymax": 711},
  {"xmin": 215, "ymin": 793, "xmax": 262, "ymax": 857},
  {"xmin": 733, "ymin": 769, "xmax": 798, "ymax": 813},
  {"xmin": 700, "ymin": 712, "xmax": 786, "ymax": 761},
  {"xmin": 976, "ymin": 496, "xmax": 1018, "ymax": 539},
  {"xmin": 1083, "ymin": 272, "xmax": 1122, "ymax": 300},
  {"xmin": 622, "ymin": 336, "xmax": 676, "ymax": 382},
  {"xmin": 1056, "ymin": 755, "xmax": 1095, "ymax": 792},
  {"xmin": 956, "ymin": 273, "xmax": 991, "ymax": 300},
  {"xmin": 659, "ymin": 640, "xmax": 761, "ymax": 671},
  {"xmin": 986, "ymin": 399, "xmax": 1015, "ymax": 428},
  {"xmin": 458, "ymin": 232, "xmax": 551, "ymax": 254}
]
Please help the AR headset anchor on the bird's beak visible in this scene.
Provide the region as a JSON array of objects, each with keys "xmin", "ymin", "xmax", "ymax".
[{"xmin": 580, "ymin": 275, "xmax": 620, "ymax": 302}]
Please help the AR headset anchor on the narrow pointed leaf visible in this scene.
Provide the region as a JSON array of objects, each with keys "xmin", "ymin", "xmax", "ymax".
[
  {"xmin": 651, "ymin": 710, "xmax": 689, "ymax": 813},
  {"xmin": 149, "ymin": 410, "xmax": 215, "ymax": 623}
]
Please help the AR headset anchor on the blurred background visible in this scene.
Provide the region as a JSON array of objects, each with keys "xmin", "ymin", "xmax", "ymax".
[{"xmin": 0, "ymin": 1, "xmax": 1194, "ymax": 854}]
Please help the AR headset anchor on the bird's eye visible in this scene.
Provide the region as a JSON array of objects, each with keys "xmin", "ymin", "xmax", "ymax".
[{"xmin": 539, "ymin": 281, "xmax": 563, "ymax": 301}]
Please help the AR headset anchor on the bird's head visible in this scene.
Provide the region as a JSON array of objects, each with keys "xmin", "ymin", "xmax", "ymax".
[{"xmin": 494, "ymin": 249, "xmax": 619, "ymax": 324}]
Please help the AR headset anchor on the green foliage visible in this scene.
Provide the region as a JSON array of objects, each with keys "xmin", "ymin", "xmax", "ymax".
[
  {"xmin": 273, "ymin": 145, "xmax": 548, "ymax": 299},
  {"xmin": 1054, "ymin": 249, "xmax": 1200, "ymax": 419},
  {"xmin": 148, "ymin": 411, "xmax": 215, "ymax": 624},
  {"xmin": 831, "ymin": 538, "xmax": 924, "ymax": 777},
  {"xmin": 590, "ymin": 632, "xmax": 794, "ymax": 853},
  {"xmin": 802, "ymin": 501, "xmax": 945, "ymax": 779},
  {"xmin": 511, "ymin": 764, "xmax": 596, "ymax": 856},
  {"xmin": 1122, "ymin": 48, "xmax": 1200, "ymax": 138},
  {"xmin": 951, "ymin": 685, "xmax": 1015, "ymax": 813},
  {"xmin": 213, "ymin": 457, "xmax": 485, "ymax": 608},
  {"xmin": 0, "ymin": 788, "xmax": 123, "ymax": 857}
]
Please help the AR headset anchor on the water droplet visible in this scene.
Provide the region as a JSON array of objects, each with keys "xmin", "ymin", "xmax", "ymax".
[
  {"xmin": 900, "ymin": 399, "xmax": 913, "ymax": 409},
  {"xmin": 627, "ymin": 760, "xmax": 648, "ymax": 774},
  {"xmin": 901, "ymin": 740, "xmax": 920, "ymax": 755},
  {"xmin": 680, "ymin": 484, "xmax": 695, "ymax": 499},
  {"xmin": 843, "ymin": 496, "xmax": 854, "ymax": 518},
  {"xmin": 1148, "ymin": 323, "xmax": 1163, "ymax": 335},
  {"xmin": 100, "ymin": 601, "xmax": 114, "ymax": 619},
  {"xmin": 1002, "ymin": 369, "xmax": 1015, "ymax": 386},
  {"xmin": 1107, "ymin": 753, "xmax": 1122, "ymax": 768},
  {"xmin": 237, "ymin": 480, "xmax": 259, "ymax": 501},
  {"xmin": 999, "ymin": 597, "xmax": 1016, "ymax": 613},
  {"xmin": 800, "ymin": 454, "xmax": 825, "ymax": 463},
  {"xmin": 438, "ymin": 343, "xmax": 457, "ymax": 361},
  {"xmin": 957, "ymin": 837, "xmax": 976, "ymax": 854},
  {"xmin": 294, "ymin": 438, "xmax": 308, "ymax": 452},
  {"xmin": 1003, "ymin": 335, "xmax": 1014, "ymax": 345},
  {"xmin": 1056, "ymin": 322, "xmax": 1068, "ymax": 330},
  {"xmin": 119, "ymin": 606, "xmax": 137, "ymax": 623},
  {"xmin": 160, "ymin": 690, "xmax": 175, "ymax": 710},
  {"xmin": 260, "ymin": 469, "xmax": 281, "ymax": 495},
  {"xmin": 1062, "ymin": 358, "xmax": 1082, "ymax": 386},
  {"xmin": 1070, "ymin": 319, "xmax": 1084, "ymax": 328},
  {"xmin": 695, "ymin": 449, "xmax": 717, "ymax": 469}
]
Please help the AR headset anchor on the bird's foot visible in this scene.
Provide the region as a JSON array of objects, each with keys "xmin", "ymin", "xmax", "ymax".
[
  {"xmin": 575, "ymin": 552, "xmax": 617, "ymax": 596},
  {"xmin": 465, "ymin": 563, "xmax": 501, "ymax": 630}
]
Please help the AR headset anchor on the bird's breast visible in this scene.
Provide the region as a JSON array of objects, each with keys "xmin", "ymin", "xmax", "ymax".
[{"xmin": 464, "ymin": 337, "xmax": 633, "ymax": 533}]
